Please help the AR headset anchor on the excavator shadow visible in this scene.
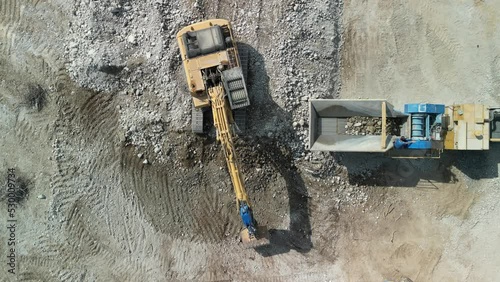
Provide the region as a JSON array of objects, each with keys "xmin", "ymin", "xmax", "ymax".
[
  {"xmin": 235, "ymin": 44, "xmax": 313, "ymax": 256},
  {"xmin": 253, "ymin": 229, "xmax": 313, "ymax": 256},
  {"xmin": 250, "ymin": 139, "xmax": 313, "ymax": 256}
]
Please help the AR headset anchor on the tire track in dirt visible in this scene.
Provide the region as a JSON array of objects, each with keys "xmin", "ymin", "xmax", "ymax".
[
  {"xmin": 0, "ymin": 0, "xmax": 22, "ymax": 55},
  {"xmin": 50, "ymin": 92, "xmax": 134, "ymax": 276},
  {"xmin": 22, "ymin": 22, "xmax": 64, "ymax": 73},
  {"xmin": 77, "ymin": 93, "xmax": 122, "ymax": 192},
  {"xmin": 0, "ymin": 0, "xmax": 68, "ymax": 84},
  {"xmin": 49, "ymin": 96, "xmax": 80, "ymax": 216},
  {"xmin": 119, "ymin": 147, "xmax": 184, "ymax": 236},
  {"xmin": 60, "ymin": 199, "xmax": 140, "ymax": 280},
  {"xmin": 408, "ymin": 1, "xmax": 463, "ymax": 93},
  {"xmin": 54, "ymin": 156, "xmax": 159, "ymax": 280},
  {"xmin": 119, "ymin": 139, "xmax": 243, "ymax": 244},
  {"xmin": 412, "ymin": 1, "xmax": 462, "ymax": 57},
  {"xmin": 192, "ymin": 158, "xmax": 245, "ymax": 243},
  {"xmin": 10, "ymin": 85, "xmax": 131, "ymax": 278},
  {"xmin": 18, "ymin": 255, "xmax": 60, "ymax": 281},
  {"xmin": 121, "ymin": 140, "xmax": 215, "ymax": 243},
  {"xmin": 103, "ymin": 184, "xmax": 116, "ymax": 238},
  {"xmin": 78, "ymin": 93, "xmax": 120, "ymax": 145},
  {"xmin": 55, "ymin": 123, "xmax": 166, "ymax": 279},
  {"xmin": 194, "ymin": 186, "xmax": 228, "ymax": 242},
  {"xmin": 241, "ymin": 272, "xmax": 341, "ymax": 282},
  {"xmin": 173, "ymin": 171, "xmax": 208, "ymax": 241},
  {"xmin": 50, "ymin": 161, "xmax": 82, "ymax": 215},
  {"xmin": 111, "ymin": 191, "xmax": 158, "ymax": 280},
  {"xmin": 14, "ymin": 111, "xmax": 42, "ymax": 144},
  {"xmin": 117, "ymin": 190, "xmax": 137, "ymax": 254}
]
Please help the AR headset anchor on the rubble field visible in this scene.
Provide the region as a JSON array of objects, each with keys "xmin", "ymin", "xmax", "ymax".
[{"xmin": 344, "ymin": 116, "xmax": 401, "ymax": 136}]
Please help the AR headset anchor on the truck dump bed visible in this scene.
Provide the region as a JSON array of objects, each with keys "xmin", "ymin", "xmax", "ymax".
[{"xmin": 309, "ymin": 99, "xmax": 407, "ymax": 152}]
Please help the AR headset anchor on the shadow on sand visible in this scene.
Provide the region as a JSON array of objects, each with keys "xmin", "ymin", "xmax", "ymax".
[{"xmin": 338, "ymin": 143, "xmax": 500, "ymax": 188}]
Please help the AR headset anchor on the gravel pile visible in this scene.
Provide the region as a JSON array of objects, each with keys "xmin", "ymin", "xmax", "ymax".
[
  {"xmin": 63, "ymin": 0, "xmax": 344, "ymax": 166},
  {"xmin": 345, "ymin": 116, "xmax": 401, "ymax": 135},
  {"xmin": 65, "ymin": 0, "xmax": 202, "ymax": 160}
]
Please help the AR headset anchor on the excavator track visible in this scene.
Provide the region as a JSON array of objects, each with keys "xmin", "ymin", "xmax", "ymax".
[
  {"xmin": 234, "ymin": 108, "xmax": 247, "ymax": 135},
  {"xmin": 191, "ymin": 104, "xmax": 204, "ymax": 134}
]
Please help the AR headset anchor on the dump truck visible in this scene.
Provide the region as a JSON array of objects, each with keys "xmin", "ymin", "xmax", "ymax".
[{"xmin": 308, "ymin": 99, "xmax": 500, "ymax": 158}]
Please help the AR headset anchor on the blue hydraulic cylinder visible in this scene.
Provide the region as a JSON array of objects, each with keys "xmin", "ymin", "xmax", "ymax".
[
  {"xmin": 407, "ymin": 140, "xmax": 432, "ymax": 149},
  {"xmin": 239, "ymin": 202, "xmax": 257, "ymax": 236}
]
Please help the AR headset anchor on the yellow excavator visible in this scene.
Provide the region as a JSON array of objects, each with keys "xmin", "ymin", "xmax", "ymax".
[{"xmin": 176, "ymin": 19, "xmax": 264, "ymax": 243}]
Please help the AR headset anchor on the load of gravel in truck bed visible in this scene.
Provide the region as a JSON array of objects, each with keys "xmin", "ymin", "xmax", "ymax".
[{"xmin": 344, "ymin": 116, "xmax": 401, "ymax": 136}]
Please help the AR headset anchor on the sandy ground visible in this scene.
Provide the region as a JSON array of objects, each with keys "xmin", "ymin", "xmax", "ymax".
[
  {"xmin": 0, "ymin": 0, "xmax": 499, "ymax": 281},
  {"xmin": 339, "ymin": 0, "xmax": 500, "ymax": 281}
]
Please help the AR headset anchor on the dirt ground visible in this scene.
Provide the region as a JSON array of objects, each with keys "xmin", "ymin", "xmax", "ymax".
[
  {"xmin": 339, "ymin": 1, "xmax": 500, "ymax": 281},
  {"xmin": 0, "ymin": 0, "xmax": 499, "ymax": 281}
]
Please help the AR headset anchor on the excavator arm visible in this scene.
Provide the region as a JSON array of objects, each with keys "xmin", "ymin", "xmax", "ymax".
[{"xmin": 208, "ymin": 85, "xmax": 258, "ymax": 241}]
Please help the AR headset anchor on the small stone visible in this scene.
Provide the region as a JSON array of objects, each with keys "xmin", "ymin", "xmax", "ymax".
[
  {"xmin": 127, "ymin": 34, "xmax": 137, "ymax": 44},
  {"xmin": 353, "ymin": 122, "xmax": 362, "ymax": 127},
  {"xmin": 293, "ymin": 121, "xmax": 298, "ymax": 127},
  {"xmin": 109, "ymin": 7, "xmax": 121, "ymax": 14},
  {"xmin": 37, "ymin": 194, "xmax": 46, "ymax": 199},
  {"xmin": 154, "ymin": 147, "xmax": 161, "ymax": 153},
  {"xmin": 143, "ymin": 159, "xmax": 149, "ymax": 164},
  {"xmin": 299, "ymin": 119, "xmax": 305, "ymax": 126},
  {"xmin": 137, "ymin": 153, "xmax": 143, "ymax": 159}
]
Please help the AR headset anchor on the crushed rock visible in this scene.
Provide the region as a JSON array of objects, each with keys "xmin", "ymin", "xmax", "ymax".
[{"xmin": 345, "ymin": 116, "xmax": 401, "ymax": 135}]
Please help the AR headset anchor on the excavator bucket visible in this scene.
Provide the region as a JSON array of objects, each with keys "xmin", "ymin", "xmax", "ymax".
[{"xmin": 240, "ymin": 225, "xmax": 269, "ymax": 245}]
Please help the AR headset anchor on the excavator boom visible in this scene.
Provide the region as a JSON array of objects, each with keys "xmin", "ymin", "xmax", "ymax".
[{"xmin": 208, "ymin": 85, "xmax": 258, "ymax": 241}]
